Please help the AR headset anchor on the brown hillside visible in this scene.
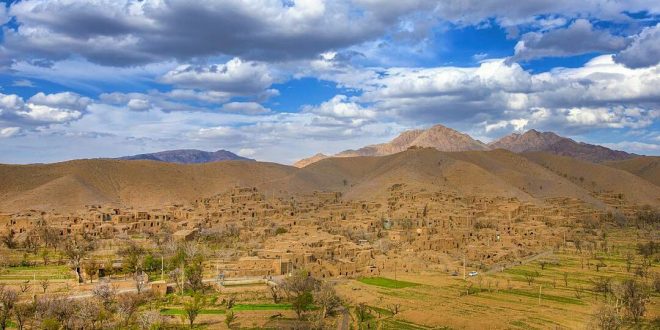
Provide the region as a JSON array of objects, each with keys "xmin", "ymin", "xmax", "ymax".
[
  {"xmin": 1, "ymin": 149, "xmax": 658, "ymax": 212},
  {"xmin": 523, "ymin": 152, "xmax": 660, "ymax": 206},
  {"xmin": 293, "ymin": 153, "xmax": 329, "ymax": 168},
  {"xmin": 604, "ymin": 157, "xmax": 660, "ymax": 186},
  {"xmin": 490, "ymin": 129, "xmax": 635, "ymax": 162},
  {"xmin": 0, "ymin": 159, "xmax": 301, "ymax": 211}
]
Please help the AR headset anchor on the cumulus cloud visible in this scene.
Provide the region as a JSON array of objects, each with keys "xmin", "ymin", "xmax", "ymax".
[
  {"xmin": 160, "ymin": 58, "xmax": 277, "ymax": 95},
  {"xmin": 2, "ymin": 0, "xmax": 432, "ymax": 66},
  {"xmin": 220, "ymin": 102, "xmax": 271, "ymax": 115},
  {"xmin": 511, "ymin": 19, "xmax": 628, "ymax": 61},
  {"xmin": 303, "ymin": 95, "xmax": 377, "ymax": 124},
  {"xmin": 99, "ymin": 90, "xmax": 233, "ymax": 112},
  {"xmin": 327, "ymin": 54, "xmax": 660, "ymax": 137},
  {"xmin": 614, "ymin": 23, "xmax": 660, "ymax": 68},
  {"xmin": 433, "ymin": 0, "xmax": 660, "ymax": 26},
  {"xmin": 0, "ymin": 92, "xmax": 90, "ymax": 127}
]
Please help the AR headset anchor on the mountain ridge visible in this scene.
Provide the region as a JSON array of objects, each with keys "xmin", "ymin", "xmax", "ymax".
[
  {"xmin": 3, "ymin": 148, "xmax": 657, "ymax": 212},
  {"xmin": 489, "ymin": 129, "xmax": 636, "ymax": 162},
  {"xmin": 295, "ymin": 126, "xmax": 638, "ymax": 167},
  {"xmin": 118, "ymin": 149, "xmax": 253, "ymax": 164}
]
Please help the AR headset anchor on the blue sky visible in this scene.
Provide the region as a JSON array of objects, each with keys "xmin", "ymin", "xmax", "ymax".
[{"xmin": 0, "ymin": 0, "xmax": 659, "ymax": 164}]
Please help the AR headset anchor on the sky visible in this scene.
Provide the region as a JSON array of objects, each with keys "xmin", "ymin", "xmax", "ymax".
[{"xmin": 0, "ymin": 0, "xmax": 659, "ymax": 164}]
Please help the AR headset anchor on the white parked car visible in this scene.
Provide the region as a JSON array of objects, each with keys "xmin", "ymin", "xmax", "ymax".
[{"xmin": 468, "ymin": 271, "xmax": 478, "ymax": 277}]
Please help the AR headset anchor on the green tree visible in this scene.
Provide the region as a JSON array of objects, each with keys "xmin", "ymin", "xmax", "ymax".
[
  {"xmin": 292, "ymin": 291, "xmax": 313, "ymax": 320},
  {"xmin": 184, "ymin": 294, "xmax": 204, "ymax": 328}
]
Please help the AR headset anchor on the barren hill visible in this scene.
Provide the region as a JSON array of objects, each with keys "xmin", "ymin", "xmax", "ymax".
[
  {"xmin": 1, "ymin": 149, "xmax": 658, "ymax": 212},
  {"xmin": 294, "ymin": 124, "xmax": 488, "ymax": 167},
  {"xmin": 290, "ymin": 148, "xmax": 658, "ymax": 206},
  {"xmin": 522, "ymin": 152, "xmax": 659, "ymax": 206},
  {"xmin": 0, "ymin": 159, "xmax": 299, "ymax": 211},
  {"xmin": 119, "ymin": 149, "xmax": 252, "ymax": 163},
  {"xmin": 489, "ymin": 129, "xmax": 635, "ymax": 162},
  {"xmin": 604, "ymin": 157, "xmax": 660, "ymax": 186},
  {"xmin": 293, "ymin": 153, "xmax": 329, "ymax": 168}
]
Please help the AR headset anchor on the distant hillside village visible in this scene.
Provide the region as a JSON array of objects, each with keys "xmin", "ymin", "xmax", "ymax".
[{"xmin": 1, "ymin": 184, "xmax": 648, "ymax": 282}]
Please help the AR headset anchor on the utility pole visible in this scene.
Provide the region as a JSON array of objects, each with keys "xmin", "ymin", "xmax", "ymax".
[
  {"xmin": 394, "ymin": 261, "xmax": 397, "ymax": 281},
  {"xmin": 463, "ymin": 254, "xmax": 466, "ymax": 280},
  {"xmin": 161, "ymin": 254, "xmax": 164, "ymax": 281},
  {"xmin": 538, "ymin": 285, "xmax": 542, "ymax": 305},
  {"xmin": 180, "ymin": 262, "xmax": 185, "ymax": 295}
]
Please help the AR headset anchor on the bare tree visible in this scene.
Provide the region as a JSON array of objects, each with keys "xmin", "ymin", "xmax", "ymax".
[
  {"xmin": 13, "ymin": 302, "xmax": 35, "ymax": 330},
  {"xmin": 355, "ymin": 303, "xmax": 370, "ymax": 323},
  {"xmin": 387, "ymin": 303, "xmax": 401, "ymax": 315},
  {"xmin": 315, "ymin": 282, "xmax": 341, "ymax": 319},
  {"xmin": 592, "ymin": 277, "xmax": 612, "ymax": 299},
  {"xmin": 1, "ymin": 230, "xmax": 16, "ymax": 249},
  {"xmin": 116, "ymin": 293, "xmax": 143, "ymax": 327},
  {"xmin": 625, "ymin": 253, "xmax": 634, "ymax": 272},
  {"xmin": 574, "ymin": 285, "xmax": 584, "ymax": 299},
  {"xmin": 269, "ymin": 285, "xmax": 281, "ymax": 303},
  {"xmin": 19, "ymin": 280, "xmax": 31, "ymax": 294},
  {"xmin": 524, "ymin": 271, "xmax": 539, "ymax": 286},
  {"xmin": 617, "ymin": 279, "xmax": 650, "ymax": 323},
  {"xmin": 539, "ymin": 260, "xmax": 547, "ymax": 270},
  {"xmin": 169, "ymin": 268, "xmax": 183, "ymax": 294},
  {"xmin": 64, "ymin": 239, "xmax": 95, "ymax": 283},
  {"xmin": 133, "ymin": 271, "xmax": 147, "ymax": 294},
  {"xmin": 92, "ymin": 282, "xmax": 117, "ymax": 311},
  {"xmin": 76, "ymin": 299, "xmax": 106, "ymax": 330},
  {"xmin": 0, "ymin": 285, "xmax": 18, "ymax": 330},
  {"xmin": 40, "ymin": 249, "xmax": 50, "ymax": 266},
  {"xmin": 591, "ymin": 305, "xmax": 621, "ymax": 330},
  {"xmin": 38, "ymin": 278, "xmax": 50, "ymax": 294},
  {"xmin": 138, "ymin": 310, "xmax": 163, "ymax": 330}
]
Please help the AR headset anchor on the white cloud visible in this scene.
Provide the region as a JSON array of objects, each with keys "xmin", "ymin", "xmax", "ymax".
[
  {"xmin": 12, "ymin": 79, "xmax": 35, "ymax": 87},
  {"xmin": 511, "ymin": 19, "xmax": 628, "ymax": 61},
  {"xmin": 220, "ymin": 102, "xmax": 271, "ymax": 115},
  {"xmin": 18, "ymin": 104, "xmax": 83, "ymax": 123},
  {"xmin": 0, "ymin": 127, "xmax": 21, "ymax": 138},
  {"xmin": 303, "ymin": 95, "xmax": 377, "ymax": 124},
  {"xmin": 602, "ymin": 141, "xmax": 660, "ymax": 153},
  {"xmin": 160, "ymin": 58, "xmax": 278, "ymax": 95},
  {"xmin": 0, "ymin": 92, "xmax": 90, "ymax": 127},
  {"xmin": 614, "ymin": 23, "xmax": 660, "ymax": 68},
  {"xmin": 3, "ymin": 0, "xmax": 429, "ymax": 66},
  {"xmin": 127, "ymin": 98, "xmax": 151, "ymax": 112},
  {"xmin": 237, "ymin": 148, "xmax": 256, "ymax": 157}
]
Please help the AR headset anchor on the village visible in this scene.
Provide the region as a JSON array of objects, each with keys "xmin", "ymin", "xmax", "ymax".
[
  {"xmin": 0, "ymin": 185, "xmax": 657, "ymax": 329},
  {"xmin": 1, "ymin": 185, "xmax": 611, "ymax": 279}
]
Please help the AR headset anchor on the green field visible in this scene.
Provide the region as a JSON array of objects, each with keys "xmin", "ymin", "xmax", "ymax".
[
  {"xmin": 358, "ymin": 277, "xmax": 420, "ymax": 289},
  {"xmin": 160, "ymin": 308, "xmax": 226, "ymax": 315},
  {"xmin": 232, "ymin": 303, "xmax": 293, "ymax": 311},
  {"xmin": 0, "ymin": 264, "xmax": 73, "ymax": 280}
]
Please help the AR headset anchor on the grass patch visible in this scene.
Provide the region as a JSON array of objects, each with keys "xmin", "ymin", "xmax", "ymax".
[
  {"xmin": 503, "ymin": 289, "xmax": 584, "ymax": 305},
  {"xmin": 382, "ymin": 319, "xmax": 436, "ymax": 330},
  {"xmin": 232, "ymin": 303, "xmax": 293, "ymax": 311},
  {"xmin": 358, "ymin": 277, "xmax": 420, "ymax": 289},
  {"xmin": 160, "ymin": 308, "xmax": 225, "ymax": 315}
]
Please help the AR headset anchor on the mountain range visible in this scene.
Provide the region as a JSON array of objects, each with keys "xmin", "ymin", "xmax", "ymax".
[
  {"xmin": 0, "ymin": 148, "xmax": 657, "ymax": 212},
  {"xmin": 294, "ymin": 125, "xmax": 636, "ymax": 167},
  {"xmin": 118, "ymin": 149, "xmax": 253, "ymax": 163},
  {"xmin": 0, "ymin": 123, "xmax": 657, "ymax": 212}
]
